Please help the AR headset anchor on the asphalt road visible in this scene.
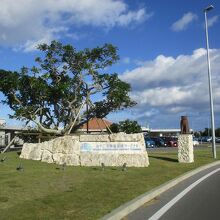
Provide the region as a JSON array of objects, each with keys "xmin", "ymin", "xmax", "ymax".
[{"xmin": 127, "ymin": 164, "xmax": 220, "ymax": 220}]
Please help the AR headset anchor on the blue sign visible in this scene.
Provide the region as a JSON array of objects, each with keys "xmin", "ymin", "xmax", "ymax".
[{"xmin": 80, "ymin": 142, "xmax": 142, "ymax": 152}]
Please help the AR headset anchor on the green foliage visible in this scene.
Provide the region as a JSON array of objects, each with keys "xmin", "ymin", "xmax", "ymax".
[
  {"xmin": 109, "ymin": 119, "xmax": 142, "ymax": 134},
  {"xmin": 118, "ymin": 119, "xmax": 142, "ymax": 134},
  {"xmin": 108, "ymin": 123, "xmax": 120, "ymax": 133},
  {"xmin": 0, "ymin": 41, "xmax": 136, "ymax": 135},
  {"xmin": 193, "ymin": 131, "xmax": 201, "ymax": 138},
  {"xmin": 195, "ymin": 127, "xmax": 220, "ymax": 137},
  {"xmin": 200, "ymin": 128, "xmax": 211, "ymax": 136},
  {"xmin": 215, "ymin": 128, "xmax": 220, "ymax": 137}
]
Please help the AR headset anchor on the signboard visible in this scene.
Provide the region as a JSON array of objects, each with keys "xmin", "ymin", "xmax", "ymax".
[{"xmin": 80, "ymin": 142, "xmax": 142, "ymax": 152}]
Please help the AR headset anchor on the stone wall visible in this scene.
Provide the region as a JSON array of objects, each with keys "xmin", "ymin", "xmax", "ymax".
[
  {"xmin": 20, "ymin": 133, "xmax": 149, "ymax": 167},
  {"xmin": 178, "ymin": 134, "xmax": 194, "ymax": 163}
]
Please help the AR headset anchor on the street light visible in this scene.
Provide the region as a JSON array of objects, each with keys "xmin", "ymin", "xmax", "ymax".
[{"xmin": 204, "ymin": 5, "xmax": 216, "ymax": 159}]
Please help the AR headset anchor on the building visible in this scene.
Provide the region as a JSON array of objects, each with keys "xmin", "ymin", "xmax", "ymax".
[
  {"xmin": 141, "ymin": 127, "xmax": 193, "ymax": 137},
  {"xmin": 79, "ymin": 118, "xmax": 112, "ymax": 133},
  {"xmin": 149, "ymin": 129, "xmax": 181, "ymax": 137},
  {"xmin": 0, "ymin": 119, "xmax": 25, "ymax": 148}
]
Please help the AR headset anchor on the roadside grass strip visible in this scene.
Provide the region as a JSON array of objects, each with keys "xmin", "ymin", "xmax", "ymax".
[{"xmin": 0, "ymin": 149, "xmax": 219, "ymax": 220}]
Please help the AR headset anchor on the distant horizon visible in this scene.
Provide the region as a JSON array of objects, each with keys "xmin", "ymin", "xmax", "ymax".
[{"xmin": 0, "ymin": 116, "xmax": 217, "ymax": 132}]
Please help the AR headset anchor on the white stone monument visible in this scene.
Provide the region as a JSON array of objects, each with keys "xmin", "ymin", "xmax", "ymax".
[
  {"xmin": 20, "ymin": 133, "xmax": 149, "ymax": 167},
  {"xmin": 178, "ymin": 116, "xmax": 194, "ymax": 163},
  {"xmin": 178, "ymin": 134, "xmax": 194, "ymax": 163}
]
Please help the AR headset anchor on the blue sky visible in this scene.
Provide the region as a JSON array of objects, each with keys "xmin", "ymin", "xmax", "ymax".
[{"xmin": 0, "ymin": 0, "xmax": 220, "ymax": 131}]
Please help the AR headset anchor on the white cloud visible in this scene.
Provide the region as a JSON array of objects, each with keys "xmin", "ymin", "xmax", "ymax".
[
  {"xmin": 121, "ymin": 48, "xmax": 211, "ymax": 91},
  {"xmin": 120, "ymin": 48, "xmax": 220, "ymax": 129},
  {"xmin": 171, "ymin": 12, "xmax": 198, "ymax": 31},
  {"xmin": 0, "ymin": 0, "xmax": 150, "ymax": 51},
  {"xmin": 208, "ymin": 15, "xmax": 219, "ymax": 27},
  {"xmin": 117, "ymin": 8, "xmax": 153, "ymax": 26}
]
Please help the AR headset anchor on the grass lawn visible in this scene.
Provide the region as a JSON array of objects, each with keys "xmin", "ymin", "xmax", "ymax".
[{"xmin": 0, "ymin": 149, "xmax": 219, "ymax": 220}]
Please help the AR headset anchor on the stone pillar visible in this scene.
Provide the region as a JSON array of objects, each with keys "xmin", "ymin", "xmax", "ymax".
[{"xmin": 178, "ymin": 134, "xmax": 194, "ymax": 163}]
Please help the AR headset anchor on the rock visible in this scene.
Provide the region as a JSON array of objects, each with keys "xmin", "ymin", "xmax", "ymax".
[
  {"xmin": 20, "ymin": 143, "xmax": 43, "ymax": 161},
  {"xmin": 109, "ymin": 132, "xmax": 143, "ymax": 142},
  {"xmin": 80, "ymin": 134, "xmax": 110, "ymax": 142},
  {"xmin": 53, "ymin": 153, "xmax": 80, "ymax": 166},
  {"xmin": 52, "ymin": 136, "xmax": 80, "ymax": 154},
  {"xmin": 41, "ymin": 150, "xmax": 53, "ymax": 163},
  {"xmin": 20, "ymin": 133, "xmax": 149, "ymax": 167},
  {"xmin": 80, "ymin": 152, "xmax": 149, "ymax": 167}
]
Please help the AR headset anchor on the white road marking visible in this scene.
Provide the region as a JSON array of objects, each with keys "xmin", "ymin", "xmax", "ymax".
[{"xmin": 148, "ymin": 167, "xmax": 220, "ymax": 220}]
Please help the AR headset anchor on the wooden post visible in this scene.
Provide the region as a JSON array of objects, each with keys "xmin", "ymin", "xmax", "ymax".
[
  {"xmin": 102, "ymin": 118, "xmax": 112, "ymax": 134},
  {"xmin": 1, "ymin": 136, "xmax": 16, "ymax": 154}
]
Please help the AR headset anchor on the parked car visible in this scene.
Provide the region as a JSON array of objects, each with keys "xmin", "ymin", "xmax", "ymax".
[
  {"xmin": 161, "ymin": 137, "xmax": 178, "ymax": 147},
  {"xmin": 206, "ymin": 137, "xmax": 220, "ymax": 143},
  {"xmin": 144, "ymin": 136, "xmax": 156, "ymax": 148},
  {"xmin": 151, "ymin": 137, "xmax": 167, "ymax": 147},
  {"xmin": 207, "ymin": 137, "xmax": 212, "ymax": 142},
  {"xmin": 216, "ymin": 138, "xmax": 220, "ymax": 143},
  {"xmin": 193, "ymin": 137, "xmax": 199, "ymax": 146},
  {"xmin": 198, "ymin": 136, "xmax": 211, "ymax": 142}
]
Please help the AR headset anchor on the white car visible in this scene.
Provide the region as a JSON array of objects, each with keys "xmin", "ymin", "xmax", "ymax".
[
  {"xmin": 193, "ymin": 138, "xmax": 199, "ymax": 146},
  {"xmin": 207, "ymin": 137, "xmax": 212, "ymax": 142}
]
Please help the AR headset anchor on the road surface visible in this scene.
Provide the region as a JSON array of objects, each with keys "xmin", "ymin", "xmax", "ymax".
[{"xmin": 127, "ymin": 163, "xmax": 220, "ymax": 220}]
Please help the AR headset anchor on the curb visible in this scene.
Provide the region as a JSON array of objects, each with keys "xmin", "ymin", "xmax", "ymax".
[{"xmin": 101, "ymin": 160, "xmax": 220, "ymax": 220}]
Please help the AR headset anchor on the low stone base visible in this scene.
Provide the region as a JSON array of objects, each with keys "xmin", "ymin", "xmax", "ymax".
[
  {"xmin": 178, "ymin": 134, "xmax": 194, "ymax": 163},
  {"xmin": 20, "ymin": 133, "xmax": 149, "ymax": 167},
  {"xmin": 80, "ymin": 152, "xmax": 149, "ymax": 167},
  {"xmin": 20, "ymin": 136, "xmax": 81, "ymax": 165}
]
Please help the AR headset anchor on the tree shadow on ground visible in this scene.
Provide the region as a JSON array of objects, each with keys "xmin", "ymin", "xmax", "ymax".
[{"xmin": 149, "ymin": 156, "xmax": 178, "ymax": 163}]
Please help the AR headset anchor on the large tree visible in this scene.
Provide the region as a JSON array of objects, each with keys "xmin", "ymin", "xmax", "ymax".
[{"xmin": 0, "ymin": 41, "xmax": 136, "ymax": 135}]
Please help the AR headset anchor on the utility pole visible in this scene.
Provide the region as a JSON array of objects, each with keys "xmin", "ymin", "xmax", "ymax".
[{"xmin": 204, "ymin": 5, "xmax": 216, "ymax": 158}]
